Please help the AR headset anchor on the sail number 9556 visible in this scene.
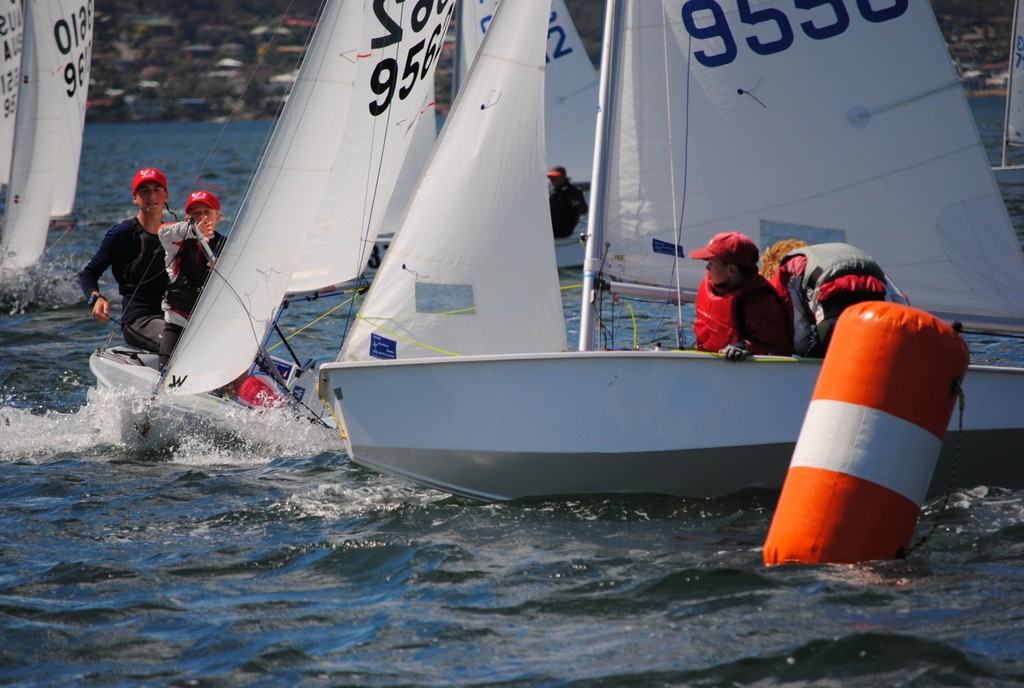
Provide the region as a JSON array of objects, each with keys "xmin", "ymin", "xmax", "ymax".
[
  {"xmin": 682, "ymin": 0, "xmax": 907, "ymax": 68},
  {"xmin": 369, "ymin": 0, "xmax": 453, "ymax": 116}
]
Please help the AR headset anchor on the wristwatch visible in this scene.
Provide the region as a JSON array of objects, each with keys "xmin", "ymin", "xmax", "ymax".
[{"xmin": 87, "ymin": 293, "xmax": 105, "ymax": 307}]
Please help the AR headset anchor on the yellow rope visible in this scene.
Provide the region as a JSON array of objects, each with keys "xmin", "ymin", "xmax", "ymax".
[
  {"xmin": 355, "ymin": 313, "xmax": 463, "ymax": 357},
  {"xmin": 627, "ymin": 300, "xmax": 638, "ymax": 350},
  {"xmin": 267, "ymin": 293, "xmax": 357, "ymax": 352}
]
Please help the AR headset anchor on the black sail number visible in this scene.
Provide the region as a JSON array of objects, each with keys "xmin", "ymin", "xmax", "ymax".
[{"xmin": 369, "ymin": 0, "xmax": 454, "ymax": 116}]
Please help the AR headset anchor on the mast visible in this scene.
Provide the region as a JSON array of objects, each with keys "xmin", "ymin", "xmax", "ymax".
[
  {"xmin": 1003, "ymin": 0, "xmax": 1022, "ymax": 168},
  {"xmin": 578, "ymin": 0, "xmax": 623, "ymax": 351}
]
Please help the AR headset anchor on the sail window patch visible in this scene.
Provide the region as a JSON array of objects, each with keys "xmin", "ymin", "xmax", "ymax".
[
  {"xmin": 761, "ymin": 221, "xmax": 845, "ymax": 248},
  {"xmin": 415, "ymin": 283, "xmax": 476, "ymax": 315}
]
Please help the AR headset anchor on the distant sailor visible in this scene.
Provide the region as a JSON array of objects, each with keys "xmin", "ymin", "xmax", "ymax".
[
  {"xmin": 78, "ymin": 168, "xmax": 171, "ymax": 352},
  {"xmin": 547, "ymin": 166, "xmax": 588, "ymax": 239}
]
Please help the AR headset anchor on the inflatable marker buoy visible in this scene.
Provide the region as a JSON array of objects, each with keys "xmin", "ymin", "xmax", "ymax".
[{"xmin": 763, "ymin": 301, "xmax": 968, "ymax": 565}]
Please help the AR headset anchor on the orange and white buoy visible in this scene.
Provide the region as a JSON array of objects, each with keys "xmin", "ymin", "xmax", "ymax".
[{"xmin": 763, "ymin": 301, "xmax": 969, "ymax": 565}]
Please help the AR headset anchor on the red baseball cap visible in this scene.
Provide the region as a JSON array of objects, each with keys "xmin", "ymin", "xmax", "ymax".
[
  {"xmin": 185, "ymin": 190, "xmax": 221, "ymax": 214},
  {"xmin": 690, "ymin": 231, "xmax": 759, "ymax": 266},
  {"xmin": 132, "ymin": 167, "xmax": 167, "ymax": 195},
  {"xmin": 547, "ymin": 166, "xmax": 567, "ymax": 178}
]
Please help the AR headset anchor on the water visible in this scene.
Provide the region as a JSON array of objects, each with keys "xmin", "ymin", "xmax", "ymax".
[{"xmin": 1, "ymin": 104, "xmax": 1023, "ymax": 686}]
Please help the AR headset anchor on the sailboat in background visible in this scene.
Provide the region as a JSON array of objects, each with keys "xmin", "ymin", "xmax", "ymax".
[
  {"xmin": 90, "ymin": 0, "xmax": 453, "ymax": 425},
  {"xmin": 372, "ymin": 0, "xmax": 599, "ymax": 270},
  {"xmin": 994, "ymin": 0, "xmax": 1024, "ymax": 184},
  {"xmin": 0, "ymin": 2, "xmax": 24, "ymax": 214},
  {"xmin": 0, "ymin": 0, "xmax": 92, "ymax": 273},
  {"xmin": 319, "ymin": 0, "xmax": 1024, "ymax": 501}
]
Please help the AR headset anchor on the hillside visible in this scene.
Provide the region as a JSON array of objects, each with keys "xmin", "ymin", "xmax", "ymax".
[{"xmin": 85, "ymin": 0, "xmax": 1014, "ymax": 123}]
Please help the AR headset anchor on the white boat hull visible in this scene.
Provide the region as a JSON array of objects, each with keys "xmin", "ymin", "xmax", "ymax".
[
  {"xmin": 90, "ymin": 346, "xmax": 332, "ymax": 439},
  {"xmin": 993, "ymin": 164, "xmax": 1024, "ymax": 185},
  {"xmin": 319, "ymin": 351, "xmax": 1024, "ymax": 501}
]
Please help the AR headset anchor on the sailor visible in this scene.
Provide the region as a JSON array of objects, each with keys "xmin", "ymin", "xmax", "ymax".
[
  {"xmin": 547, "ymin": 166, "xmax": 588, "ymax": 239},
  {"xmin": 157, "ymin": 190, "xmax": 228, "ymax": 369},
  {"xmin": 690, "ymin": 231, "xmax": 793, "ymax": 361},
  {"xmin": 78, "ymin": 168, "xmax": 171, "ymax": 352},
  {"xmin": 769, "ymin": 241, "xmax": 910, "ymax": 357}
]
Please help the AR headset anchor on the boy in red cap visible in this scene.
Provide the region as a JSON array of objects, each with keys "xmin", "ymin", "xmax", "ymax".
[
  {"xmin": 157, "ymin": 190, "xmax": 228, "ymax": 368},
  {"xmin": 689, "ymin": 231, "xmax": 793, "ymax": 360},
  {"xmin": 78, "ymin": 168, "xmax": 171, "ymax": 351}
]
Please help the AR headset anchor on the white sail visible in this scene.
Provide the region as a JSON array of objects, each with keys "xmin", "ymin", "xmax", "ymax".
[
  {"xmin": 456, "ymin": 0, "xmax": 597, "ymax": 183},
  {"xmin": 288, "ymin": 4, "xmax": 452, "ymax": 294},
  {"xmin": 592, "ymin": 0, "xmax": 1024, "ymax": 335},
  {"xmin": 378, "ymin": 83, "xmax": 437, "ymax": 234},
  {"xmin": 339, "ymin": 0, "xmax": 565, "ymax": 362},
  {"xmin": 164, "ymin": 0, "xmax": 454, "ymax": 395},
  {"xmin": 0, "ymin": 0, "xmax": 24, "ymax": 187},
  {"xmin": 1, "ymin": 0, "xmax": 91, "ymax": 269}
]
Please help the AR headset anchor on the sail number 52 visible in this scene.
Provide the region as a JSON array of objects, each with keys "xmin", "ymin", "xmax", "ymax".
[{"xmin": 682, "ymin": 0, "xmax": 907, "ymax": 68}]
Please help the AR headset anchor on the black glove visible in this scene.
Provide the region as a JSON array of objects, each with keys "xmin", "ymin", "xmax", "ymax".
[{"xmin": 721, "ymin": 341, "xmax": 751, "ymax": 362}]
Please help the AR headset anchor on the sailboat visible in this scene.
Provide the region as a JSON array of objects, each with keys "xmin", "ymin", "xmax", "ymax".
[
  {"xmin": 372, "ymin": 0, "xmax": 599, "ymax": 271},
  {"xmin": 994, "ymin": 0, "xmax": 1024, "ymax": 184},
  {"xmin": 318, "ymin": 0, "xmax": 1024, "ymax": 501},
  {"xmin": 89, "ymin": 0, "xmax": 453, "ymax": 425},
  {"xmin": 0, "ymin": 0, "xmax": 91, "ymax": 273}
]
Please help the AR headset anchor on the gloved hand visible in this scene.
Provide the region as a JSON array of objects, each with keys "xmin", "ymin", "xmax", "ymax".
[{"xmin": 720, "ymin": 341, "xmax": 751, "ymax": 362}]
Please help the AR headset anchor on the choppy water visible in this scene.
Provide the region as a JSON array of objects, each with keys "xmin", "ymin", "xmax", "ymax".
[{"xmin": 0, "ymin": 102, "xmax": 1023, "ymax": 686}]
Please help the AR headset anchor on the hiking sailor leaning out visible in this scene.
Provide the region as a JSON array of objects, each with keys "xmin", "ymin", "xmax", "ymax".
[
  {"xmin": 78, "ymin": 168, "xmax": 171, "ymax": 352},
  {"xmin": 769, "ymin": 241, "xmax": 909, "ymax": 358},
  {"xmin": 690, "ymin": 231, "xmax": 793, "ymax": 362}
]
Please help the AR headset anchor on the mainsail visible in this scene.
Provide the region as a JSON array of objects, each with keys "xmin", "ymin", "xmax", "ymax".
[{"xmin": 587, "ymin": 0, "xmax": 1024, "ymax": 336}]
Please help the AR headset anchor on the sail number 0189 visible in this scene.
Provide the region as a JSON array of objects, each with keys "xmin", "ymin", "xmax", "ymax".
[
  {"xmin": 54, "ymin": 1, "xmax": 92, "ymax": 98},
  {"xmin": 682, "ymin": 0, "xmax": 908, "ymax": 68},
  {"xmin": 369, "ymin": 0, "xmax": 453, "ymax": 116}
]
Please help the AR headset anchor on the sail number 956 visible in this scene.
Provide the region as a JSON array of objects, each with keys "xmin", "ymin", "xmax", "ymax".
[
  {"xmin": 369, "ymin": 0, "xmax": 453, "ymax": 116},
  {"xmin": 682, "ymin": 0, "xmax": 907, "ymax": 68}
]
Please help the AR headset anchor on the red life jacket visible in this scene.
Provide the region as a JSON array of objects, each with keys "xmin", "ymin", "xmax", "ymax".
[{"xmin": 694, "ymin": 274, "xmax": 792, "ymax": 355}]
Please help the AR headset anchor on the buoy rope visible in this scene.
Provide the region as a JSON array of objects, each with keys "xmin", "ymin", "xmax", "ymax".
[{"xmin": 904, "ymin": 376, "xmax": 965, "ymax": 556}]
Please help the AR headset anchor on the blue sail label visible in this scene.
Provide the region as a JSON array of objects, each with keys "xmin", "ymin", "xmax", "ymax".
[
  {"xmin": 653, "ymin": 238, "xmax": 685, "ymax": 257},
  {"xmin": 370, "ymin": 333, "xmax": 397, "ymax": 360}
]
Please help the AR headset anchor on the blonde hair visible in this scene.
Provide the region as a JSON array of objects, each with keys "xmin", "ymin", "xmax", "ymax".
[{"xmin": 760, "ymin": 238, "xmax": 809, "ymax": 279}]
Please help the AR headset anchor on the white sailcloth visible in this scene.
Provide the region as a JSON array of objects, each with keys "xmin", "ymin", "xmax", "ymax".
[
  {"xmin": 593, "ymin": 0, "xmax": 1024, "ymax": 335},
  {"xmin": 288, "ymin": 3, "xmax": 453, "ymax": 294},
  {"xmin": 1, "ymin": 0, "xmax": 91, "ymax": 269},
  {"xmin": 0, "ymin": 0, "xmax": 24, "ymax": 187},
  {"xmin": 455, "ymin": 0, "xmax": 597, "ymax": 184},
  {"xmin": 339, "ymin": 0, "xmax": 565, "ymax": 362},
  {"xmin": 164, "ymin": 0, "xmax": 453, "ymax": 395}
]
